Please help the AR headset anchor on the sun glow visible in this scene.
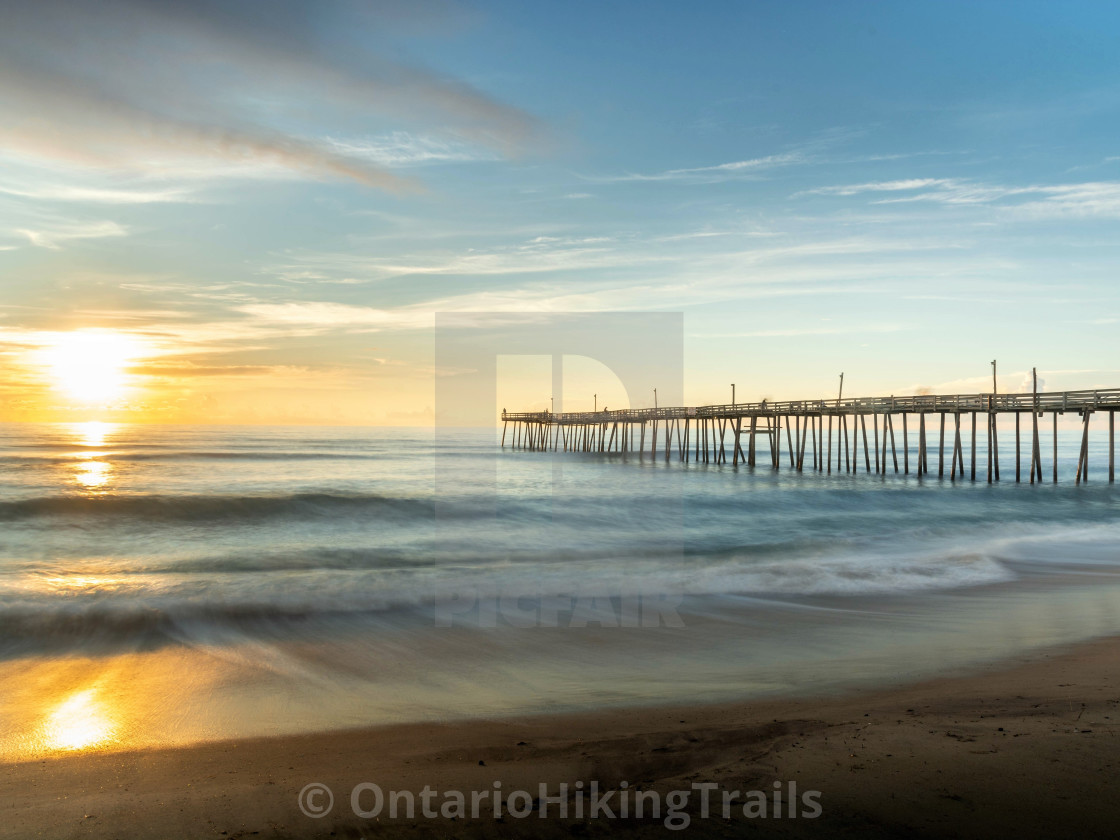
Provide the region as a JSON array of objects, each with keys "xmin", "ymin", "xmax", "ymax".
[
  {"xmin": 42, "ymin": 689, "xmax": 116, "ymax": 751},
  {"xmin": 38, "ymin": 331, "xmax": 145, "ymax": 405}
]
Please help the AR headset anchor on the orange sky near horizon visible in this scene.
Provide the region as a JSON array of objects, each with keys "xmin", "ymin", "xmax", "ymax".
[{"xmin": 1, "ymin": 326, "xmax": 1111, "ymax": 429}]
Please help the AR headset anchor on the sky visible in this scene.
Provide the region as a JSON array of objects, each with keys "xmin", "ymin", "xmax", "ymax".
[{"xmin": 1, "ymin": 0, "xmax": 1119, "ymax": 425}]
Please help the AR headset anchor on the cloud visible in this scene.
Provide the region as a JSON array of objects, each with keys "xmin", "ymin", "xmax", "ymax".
[
  {"xmin": 238, "ymin": 301, "xmax": 431, "ymax": 332},
  {"xmin": 0, "ymin": 180, "xmax": 196, "ymax": 204},
  {"xmin": 15, "ymin": 220, "xmax": 128, "ymax": 250},
  {"xmin": 796, "ymin": 178, "xmax": 954, "ymax": 197},
  {"xmin": 694, "ymin": 325, "xmax": 907, "ymax": 339},
  {"xmin": 1010, "ymin": 182, "xmax": 1120, "ymax": 219},
  {"xmin": 592, "ymin": 152, "xmax": 805, "ymax": 184},
  {"xmin": 323, "ymin": 132, "xmax": 498, "ymax": 167},
  {"xmin": 797, "ymin": 176, "xmax": 1120, "ymax": 219},
  {"xmin": 260, "ymin": 229, "xmax": 985, "ymax": 326},
  {"xmin": 268, "ymin": 234, "xmax": 660, "ymax": 282},
  {"xmin": 135, "ymin": 362, "xmax": 293, "ymax": 377},
  {"xmin": 0, "ymin": 0, "xmax": 539, "ymax": 189}
]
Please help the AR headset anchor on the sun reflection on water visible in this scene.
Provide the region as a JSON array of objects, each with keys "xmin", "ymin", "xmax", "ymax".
[
  {"xmin": 75, "ymin": 460, "xmax": 112, "ymax": 488},
  {"xmin": 41, "ymin": 689, "xmax": 116, "ymax": 751},
  {"xmin": 41, "ymin": 574, "xmax": 130, "ymax": 592},
  {"xmin": 67, "ymin": 421, "xmax": 120, "ymax": 490},
  {"xmin": 71, "ymin": 420, "xmax": 116, "ymax": 447}
]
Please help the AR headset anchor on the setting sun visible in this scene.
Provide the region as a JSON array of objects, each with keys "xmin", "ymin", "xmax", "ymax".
[{"xmin": 37, "ymin": 331, "xmax": 145, "ymax": 405}]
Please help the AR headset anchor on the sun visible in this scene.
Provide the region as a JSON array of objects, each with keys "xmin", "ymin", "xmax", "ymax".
[{"xmin": 38, "ymin": 330, "xmax": 145, "ymax": 405}]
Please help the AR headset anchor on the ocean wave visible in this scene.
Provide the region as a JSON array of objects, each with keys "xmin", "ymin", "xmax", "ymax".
[
  {"xmin": 0, "ymin": 492, "xmax": 435, "ymax": 523},
  {"xmin": 0, "ymin": 451, "xmax": 382, "ymax": 463},
  {"xmin": 0, "ymin": 546, "xmax": 1022, "ymax": 656},
  {"xmin": 0, "ymin": 604, "xmax": 356, "ymax": 656},
  {"xmin": 695, "ymin": 551, "xmax": 1017, "ymax": 596}
]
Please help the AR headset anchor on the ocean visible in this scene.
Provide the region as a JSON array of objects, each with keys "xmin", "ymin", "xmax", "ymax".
[{"xmin": 1, "ymin": 420, "xmax": 1119, "ymax": 758}]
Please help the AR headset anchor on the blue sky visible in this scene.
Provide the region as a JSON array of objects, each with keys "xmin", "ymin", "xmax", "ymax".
[{"xmin": 1, "ymin": 0, "xmax": 1118, "ymax": 423}]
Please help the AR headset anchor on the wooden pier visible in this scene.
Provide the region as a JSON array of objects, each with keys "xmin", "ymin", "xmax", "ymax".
[{"xmin": 501, "ymin": 387, "xmax": 1119, "ymax": 484}]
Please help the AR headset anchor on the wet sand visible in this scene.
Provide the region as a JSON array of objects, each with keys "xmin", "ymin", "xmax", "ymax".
[{"xmin": 3, "ymin": 635, "xmax": 1119, "ymax": 839}]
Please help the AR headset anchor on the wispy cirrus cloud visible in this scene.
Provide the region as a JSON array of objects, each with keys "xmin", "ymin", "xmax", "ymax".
[
  {"xmin": 692, "ymin": 324, "xmax": 908, "ymax": 339},
  {"xmin": 262, "ymin": 227, "xmax": 978, "ymax": 294},
  {"xmin": 232, "ymin": 231, "xmax": 1001, "ymax": 346},
  {"xmin": 238, "ymin": 301, "xmax": 429, "ymax": 332},
  {"xmin": 15, "ymin": 220, "xmax": 128, "ymax": 250},
  {"xmin": 0, "ymin": 180, "xmax": 195, "ymax": 205},
  {"xmin": 0, "ymin": 0, "xmax": 540, "ymax": 189},
  {"xmin": 1009, "ymin": 182, "xmax": 1120, "ymax": 219},
  {"xmin": 266, "ymin": 234, "xmax": 660, "ymax": 283},
  {"xmin": 589, "ymin": 152, "xmax": 805, "ymax": 184},
  {"xmin": 323, "ymin": 132, "xmax": 499, "ymax": 167},
  {"xmin": 797, "ymin": 176, "xmax": 1120, "ymax": 219},
  {"xmin": 795, "ymin": 178, "xmax": 954, "ymax": 197}
]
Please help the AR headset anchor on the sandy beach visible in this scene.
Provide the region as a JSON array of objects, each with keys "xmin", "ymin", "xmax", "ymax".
[{"xmin": 3, "ymin": 634, "xmax": 1117, "ymax": 839}]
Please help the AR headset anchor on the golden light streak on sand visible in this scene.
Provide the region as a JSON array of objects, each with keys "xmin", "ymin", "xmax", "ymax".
[
  {"xmin": 0, "ymin": 650, "xmax": 264, "ymax": 762},
  {"xmin": 40, "ymin": 689, "xmax": 117, "ymax": 752}
]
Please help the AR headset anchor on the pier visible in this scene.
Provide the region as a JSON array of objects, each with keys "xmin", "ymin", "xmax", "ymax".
[{"xmin": 501, "ymin": 386, "xmax": 1119, "ymax": 484}]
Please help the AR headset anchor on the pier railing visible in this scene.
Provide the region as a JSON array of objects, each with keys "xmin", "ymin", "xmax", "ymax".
[{"xmin": 502, "ymin": 387, "xmax": 1120, "ymax": 425}]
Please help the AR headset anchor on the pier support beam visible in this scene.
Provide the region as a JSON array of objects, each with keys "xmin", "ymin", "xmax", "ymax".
[
  {"xmin": 1111, "ymin": 410, "xmax": 1116, "ymax": 483},
  {"xmin": 859, "ymin": 415, "xmax": 870, "ymax": 473},
  {"xmin": 987, "ymin": 413, "xmax": 993, "ymax": 484},
  {"xmin": 1076, "ymin": 411, "xmax": 1091, "ymax": 484},
  {"xmin": 992, "ymin": 413, "xmax": 999, "ymax": 480},
  {"xmin": 970, "ymin": 412, "xmax": 977, "ymax": 481},
  {"xmin": 826, "ymin": 415, "xmax": 832, "ymax": 474},
  {"xmin": 804, "ymin": 416, "xmax": 812, "ymax": 472},
  {"xmin": 1053, "ymin": 413, "xmax": 1059, "ymax": 484},
  {"xmin": 819, "ymin": 416, "xmax": 824, "ymax": 472},
  {"xmin": 951, "ymin": 412, "xmax": 964, "ymax": 481},
  {"xmin": 915, "ymin": 414, "xmax": 920, "ymax": 475},
  {"xmin": 922, "ymin": 413, "xmax": 929, "ymax": 475},
  {"xmin": 1015, "ymin": 413, "xmax": 1020, "ymax": 482},
  {"xmin": 888, "ymin": 414, "xmax": 898, "ymax": 473},
  {"xmin": 903, "ymin": 414, "xmax": 909, "ymax": 475},
  {"xmin": 873, "ymin": 414, "xmax": 880, "ymax": 474},
  {"xmin": 938, "ymin": 413, "xmax": 946, "ymax": 477},
  {"xmin": 843, "ymin": 415, "xmax": 851, "ymax": 473}
]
